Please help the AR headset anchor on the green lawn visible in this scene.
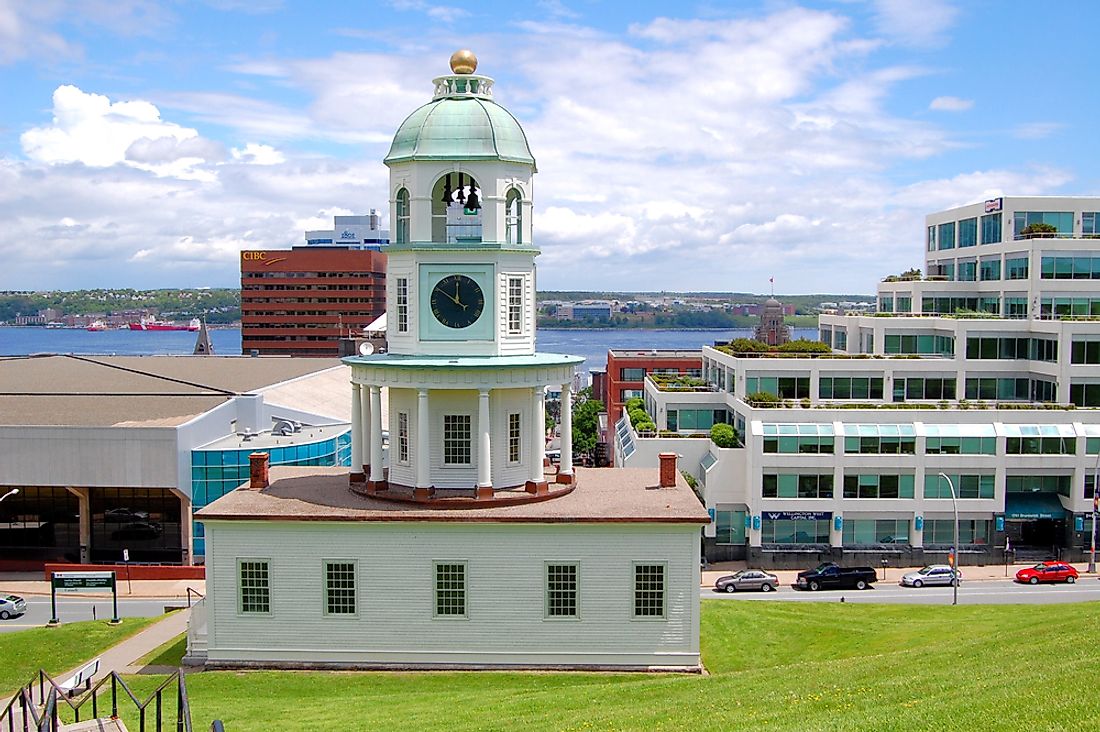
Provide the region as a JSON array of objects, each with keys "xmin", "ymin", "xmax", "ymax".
[
  {"xmin": 116, "ymin": 601, "xmax": 1100, "ymax": 731},
  {"xmin": 135, "ymin": 632, "xmax": 186, "ymax": 668},
  {"xmin": 0, "ymin": 617, "xmax": 160, "ymax": 696}
]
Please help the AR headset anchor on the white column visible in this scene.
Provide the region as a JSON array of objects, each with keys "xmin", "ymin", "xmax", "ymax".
[
  {"xmin": 559, "ymin": 383, "xmax": 573, "ymax": 477},
  {"xmin": 416, "ymin": 388, "xmax": 431, "ymax": 488},
  {"xmin": 361, "ymin": 383, "xmax": 371, "ymax": 472},
  {"xmin": 370, "ymin": 386, "xmax": 384, "ymax": 483},
  {"xmin": 350, "ymin": 382, "xmax": 363, "ymax": 477},
  {"xmin": 478, "ymin": 389, "xmax": 491, "ymax": 488},
  {"xmin": 530, "ymin": 386, "xmax": 546, "ymax": 483}
]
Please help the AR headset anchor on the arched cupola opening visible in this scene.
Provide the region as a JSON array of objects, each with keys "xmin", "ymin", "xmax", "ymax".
[
  {"xmin": 505, "ymin": 188, "xmax": 523, "ymax": 245},
  {"xmin": 395, "ymin": 187, "xmax": 410, "ymax": 244},
  {"xmin": 432, "ymin": 173, "xmax": 482, "ymax": 243}
]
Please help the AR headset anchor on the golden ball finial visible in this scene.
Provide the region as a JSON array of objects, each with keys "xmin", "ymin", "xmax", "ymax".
[{"xmin": 449, "ymin": 49, "xmax": 477, "ymax": 75}]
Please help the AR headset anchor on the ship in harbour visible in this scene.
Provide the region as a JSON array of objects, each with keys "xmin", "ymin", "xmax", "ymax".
[{"xmin": 127, "ymin": 317, "xmax": 201, "ymax": 332}]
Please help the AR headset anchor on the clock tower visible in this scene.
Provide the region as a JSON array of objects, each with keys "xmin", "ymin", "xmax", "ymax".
[{"xmin": 344, "ymin": 51, "xmax": 582, "ymax": 500}]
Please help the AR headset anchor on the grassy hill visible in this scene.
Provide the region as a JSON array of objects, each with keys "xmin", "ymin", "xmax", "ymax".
[{"xmin": 148, "ymin": 601, "xmax": 1100, "ymax": 731}]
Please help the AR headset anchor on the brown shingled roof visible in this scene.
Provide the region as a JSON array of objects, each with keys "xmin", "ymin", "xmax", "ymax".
[{"xmin": 196, "ymin": 466, "xmax": 710, "ymax": 524}]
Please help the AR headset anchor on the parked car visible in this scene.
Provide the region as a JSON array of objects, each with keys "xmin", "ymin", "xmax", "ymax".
[
  {"xmin": 1015, "ymin": 561, "xmax": 1078, "ymax": 585},
  {"xmin": 104, "ymin": 508, "xmax": 149, "ymax": 522},
  {"xmin": 899, "ymin": 565, "xmax": 961, "ymax": 588},
  {"xmin": 0, "ymin": 595, "xmax": 26, "ymax": 620},
  {"xmin": 110, "ymin": 520, "xmax": 162, "ymax": 541},
  {"xmin": 794, "ymin": 562, "xmax": 877, "ymax": 591},
  {"xmin": 714, "ymin": 570, "xmax": 779, "ymax": 593}
]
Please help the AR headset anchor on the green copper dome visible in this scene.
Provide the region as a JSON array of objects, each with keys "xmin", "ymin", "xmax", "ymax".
[{"xmin": 384, "ymin": 96, "xmax": 536, "ymax": 167}]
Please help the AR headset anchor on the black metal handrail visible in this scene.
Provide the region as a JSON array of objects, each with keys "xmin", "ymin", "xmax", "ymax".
[
  {"xmin": 1, "ymin": 668, "xmax": 222, "ymax": 732},
  {"xmin": 186, "ymin": 587, "xmax": 205, "ymax": 608}
]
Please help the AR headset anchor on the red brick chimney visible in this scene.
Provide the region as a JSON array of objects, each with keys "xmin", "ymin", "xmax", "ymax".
[
  {"xmin": 249, "ymin": 452, "xmax": 270, "ymax": 490},
  {"xmin": 658, "ymin": 452, "xmax": 678, "ymax": 488}
]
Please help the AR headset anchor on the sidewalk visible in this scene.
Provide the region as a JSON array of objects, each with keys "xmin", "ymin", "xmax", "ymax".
[
  {"xmin": 0, "ymin": 574, "xmax": 204, "ymax": 599},
  {"xmin": 700, "ymin": 560, "xmax": 1096, "ymax": 588}
]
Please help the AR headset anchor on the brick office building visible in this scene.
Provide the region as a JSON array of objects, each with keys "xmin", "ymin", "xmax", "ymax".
[
  {"xmin": 604, "ymin": 350, "xmax": 702, "ymax": 426},
  {"xmin": 240, "ymin": 248, "xmax": 386, "ymax": 357}
]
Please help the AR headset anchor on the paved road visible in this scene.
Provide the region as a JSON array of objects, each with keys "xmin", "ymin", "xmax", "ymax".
[
  {"xmin": 702, "ymin": 578, "xmax": 1100, "ymax": 604},
  {"xmin": 0, "ymin": 595, "xmax": 185, "ymax": 632}
]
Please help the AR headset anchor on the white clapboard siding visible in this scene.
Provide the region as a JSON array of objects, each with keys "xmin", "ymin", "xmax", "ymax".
[{"xmin": 204, "ymin": 521, "xmax": 700, "ymax": 668}]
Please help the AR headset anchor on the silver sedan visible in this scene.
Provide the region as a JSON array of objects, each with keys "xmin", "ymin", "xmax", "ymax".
[
  {"xmin": 899, "ymin": 565, "xmax": 962, "ymax": 588},
  {"xmin": 714, "ymin": 570, "xmax": 779, "ymax": 593}
]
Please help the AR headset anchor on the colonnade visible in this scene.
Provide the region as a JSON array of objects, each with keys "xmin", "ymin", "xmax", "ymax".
[{"xmin": 350, "ymin": 382, "xmax": 574, "ymax": 491}]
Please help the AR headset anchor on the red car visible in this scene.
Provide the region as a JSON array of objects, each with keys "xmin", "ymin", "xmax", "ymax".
[{"xmin": 1015, "ymin": 562, "xmax": 1079, "ymax": 585}]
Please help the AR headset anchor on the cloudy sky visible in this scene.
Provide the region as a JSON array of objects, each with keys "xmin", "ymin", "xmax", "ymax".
[{"xmin": 0, "ymin": 0, "xmax": 1097, "ymax": 294}]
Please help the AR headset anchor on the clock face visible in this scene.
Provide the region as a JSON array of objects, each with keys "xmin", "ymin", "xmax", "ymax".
[{"xmin": 430, "ymin": 274, "xmax": 485, "ymax": 329}]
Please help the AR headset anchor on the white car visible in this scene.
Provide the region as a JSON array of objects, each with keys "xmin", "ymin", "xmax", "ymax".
[
  {"xmin": 0, "ymin": 594, "xmax": 26, "ymax": 619},
  {"xmin": 899, "ymin": 565, "xmax": 961, "ymax": 588}
]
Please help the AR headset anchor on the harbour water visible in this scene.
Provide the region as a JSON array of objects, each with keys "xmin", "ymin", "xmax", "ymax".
[{"xmin": 0, "ymin": 326, "xmax": 817, "ymax": 375}]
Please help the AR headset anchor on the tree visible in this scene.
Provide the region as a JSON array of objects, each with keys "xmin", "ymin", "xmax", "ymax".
[
  {"xmin": 710, "ymin": 423, "xmax": 739, "ymax": 448},
  {"xmin": 571, "ymin": 391, "xmax": 604, "ymax": 457},
  {"xmin": 1021, "ymin": 222, "xmax": 1058, "ymax": 236}
]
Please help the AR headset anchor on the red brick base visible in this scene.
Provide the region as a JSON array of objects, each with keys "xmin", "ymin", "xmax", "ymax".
[
  {"xmin": 525, "ymin": 480, "xmax": 549, "ymax": 495},
  {"xmin": 555, "ymin": 472, "xmax": 575, "ymax": 485}
]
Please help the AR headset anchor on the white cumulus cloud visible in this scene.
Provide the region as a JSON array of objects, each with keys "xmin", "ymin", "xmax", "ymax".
[{"xmin": 929, "ymin": 95, "xmax": 974, "ymax": 112}]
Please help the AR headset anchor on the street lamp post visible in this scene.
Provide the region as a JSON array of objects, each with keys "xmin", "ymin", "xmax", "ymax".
[
  {"xmin": 1090, "ymin": 449, "xmax": 1099, "ymax": 574},
  {"xmin": 0, "ymin": 489, "xmax": 18, "ymax": 503},
  {"xmin": 938, "ymin": 473, "xmax": 959, "ymax": 606}
]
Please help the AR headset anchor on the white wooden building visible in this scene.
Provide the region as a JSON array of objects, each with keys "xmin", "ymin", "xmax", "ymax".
[
  {"xmin": 188, "ymin": 50, "xmax": 707, "ymax": 671},
  {"xmin": 192, "ymin": 463, "xmax": 705, "ymax": 670}
]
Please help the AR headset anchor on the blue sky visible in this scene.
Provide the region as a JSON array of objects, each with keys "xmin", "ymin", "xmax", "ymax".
[{"xmin": 0, "ymin": 0, "xmax": 1097, "ymax": 293}]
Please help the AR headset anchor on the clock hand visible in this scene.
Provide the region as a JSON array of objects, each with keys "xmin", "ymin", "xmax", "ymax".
[{"xmin": 438, "ymin": 284, "xmax": 461, "ymax": 305}]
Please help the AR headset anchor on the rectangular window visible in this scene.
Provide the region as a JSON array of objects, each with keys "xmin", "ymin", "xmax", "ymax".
[
  {"xmin": 1005, "ymin": 256, "xmax": 1028, "ymax": 280},
  {"xmin": 842, "ymin": 519, "xmax": 910, "ymax": 546},
  {"xmin": 507, "ymin": 276, "xmax": 524, "ymax": 334},
  {"xmin": 842, "ymin": 474, "xmax": 915, "ymax": 499},
  {"xmin": 956, "ymin": 261, "xmax": 977, "ymax": 281},
  {"xmin": 1014, "ymin": 211, "xmax": 1073, "ymax": 238},
  {"xmin": 1084, "ymin": 212, "xmax": 1100, "ymax": 235},
  {"xmin": 324, "ymin": 561, "xmax": 356, "ymax": 615},
  {"xmin": 508, "ymin": 412, "xmax": 521, "ymax": 463},
  {"xmin": 980, "ymin": 213, "xmax": 1002, "ymax": 244},
  {"xmin": 632, "ymin": 564, "xmax": 666, "ymax": 619},
  {"xmin": 397, "ymin": 412, "xmax": 409, "ymax": 464},
  {"xmin": 923, "ymin": 474, "xmax": 995, "ymax": 499},
  {"xmin": 926, "ymin": 519, "xmax": 992, "ymax": 545},
  {"xmin": 761, "ymin": 518, "xmax": 831, "ymax": 544},
  {"xmin": 979, "ymin": 258, "xmax": 1001, "ymax": 281},
  {"xmin": 238, "ymin": 559, "xmax": 270, "ymax": 614},
  {"xmin": 443, "ymin": 415, "xmax": 472, "ymax": 465},
  {"xmin": 762, "ymin": 474, "xmax": 833, "ymax": 499},
  {"xmin": 958, "ymin": 217, "xmax": 977, "ymax": 247},
  {"xmin": 434, "ymin": 562, "xmax": 467, "ymax": 617},
  {"xmin": 620, "ymin": 367, "xmax": 646, "ymax": 381},
  {"xmin": 937, "ymin": 221, "xmax": 955, "ymax": 250},
  {"xmin": 396, "ymin": 277, "xmax": 409, "ymax": 333},
  {"xmin": 546, "ymin": 564, "xmax": 578, "ymax": 618}
]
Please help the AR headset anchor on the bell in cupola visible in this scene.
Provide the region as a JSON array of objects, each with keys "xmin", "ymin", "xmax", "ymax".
[
  {"xmin": 441, "ymin": 174, "xmax": 453, "ymax": 204},
  {"xmin": 464, "ymin": 178, "xmax": 481, "ymax": 212}
]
